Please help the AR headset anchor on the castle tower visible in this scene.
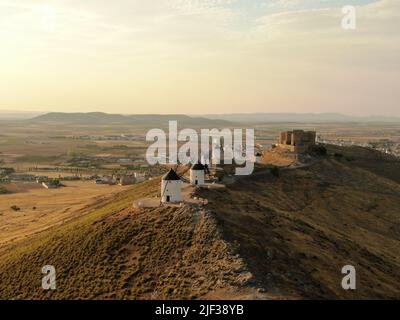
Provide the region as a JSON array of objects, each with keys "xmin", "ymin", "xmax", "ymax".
[{"xmin": 161, "ymin": 169, "xmax": 182, "ymax": 203}]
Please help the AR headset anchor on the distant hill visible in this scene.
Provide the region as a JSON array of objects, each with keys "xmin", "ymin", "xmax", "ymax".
[
  {"xmin": 13, "ymin": 111, "xmax": 400, "ymax": 124},
  {"xmin": 1, "ymin": 146, "xmax": 400, "ymax": 299},
  {"xmin": 29, "ymin": 112, "xmax": 233, "ymax": 126},
  {"xmin": 201, "ymin": 113, "xmax": 400, "ymax": 123},
  {"xmin": 0, "ymin": 110, "xmax": 45, "ymax": 120},
  {"xmin": 31, "ymin": 112, "xmax": 131, "ymax": 124}
]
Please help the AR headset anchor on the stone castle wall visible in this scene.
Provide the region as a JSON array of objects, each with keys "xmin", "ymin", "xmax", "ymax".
[{"xmin": 278, "ymin": 130, "xmax": 316, "ymax": 153}]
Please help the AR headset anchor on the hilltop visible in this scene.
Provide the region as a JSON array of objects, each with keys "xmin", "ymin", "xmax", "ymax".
[{"xmin": 0, "ymin": 145, "xmax": 400, "ymax": 299}]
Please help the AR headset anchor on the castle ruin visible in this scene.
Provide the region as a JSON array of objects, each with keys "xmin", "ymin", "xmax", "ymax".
[{"xmin": 278, "ymin": 130, "xmax": 316, "ymax": 153}]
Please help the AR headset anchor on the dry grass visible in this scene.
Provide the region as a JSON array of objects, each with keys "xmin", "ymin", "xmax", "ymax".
[
  {"xmin": 0, "ymin": 181, "xmax": 132, "ymax": 248},
  {"xmin": 0, "ymin": 178, "xmax": 251, "ymax": 300},
  {"xmin": 200, "ymin": 149, "xmax": 400, "ymax": 299},
  {"xmin": 262, "ymin": 147, "xmax": 297, "ymax": 167},
  {"xmin": 0, "ymin": 185, "xmax": 8, "ymax": 194},
  {"xmin": 325, "ymin": 144, "xmax": 400, "ymax": 184}
]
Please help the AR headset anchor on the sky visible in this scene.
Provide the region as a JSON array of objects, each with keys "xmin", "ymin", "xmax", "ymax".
[{"xmin": 0, "ymin": 0, "xmax": 399, "ymax": 116}]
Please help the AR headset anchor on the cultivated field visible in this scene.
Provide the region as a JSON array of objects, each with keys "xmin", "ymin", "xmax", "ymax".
[{"xmin": 0, "ymin": 181, "xmax": 131, "ymax": 249}]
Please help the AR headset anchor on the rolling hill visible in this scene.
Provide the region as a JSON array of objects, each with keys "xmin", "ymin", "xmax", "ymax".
[
  {"xmin": 18, "ymin": 112, "xmax": 400, "ymax": 124},
  {"xmin": 30, "ymin": 112, "xmax": 131, "ymax": 124},
  {"xmin": 0, "ymin": 145, "xmax": 399, "ymax": 299},
  {"xmin": 28, "ymin": 112, "xmax": 233, "ymax": 126}
]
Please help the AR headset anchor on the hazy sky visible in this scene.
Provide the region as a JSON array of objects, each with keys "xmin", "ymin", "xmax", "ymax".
[{"xmin": 0, "ymin": 0, "xmax": 399, "ymax": 115}]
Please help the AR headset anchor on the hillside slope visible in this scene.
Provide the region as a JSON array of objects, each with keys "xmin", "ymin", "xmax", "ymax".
[
  {"xmin": 0, "ymin": 180, "xmax": 253, "ymax": 300},
  {"xmin": 200, "ymin": 154, "xmax": 400, "ymax": 299},
  {"xmin": 1, "ymin": 147, "xmax": 400, "ymax": 299}
]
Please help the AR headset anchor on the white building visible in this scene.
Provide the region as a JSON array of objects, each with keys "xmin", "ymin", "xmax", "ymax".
[
  {"xmin": 190, "ymin": 162, "xmax": 205, "ymax": 186},
  {"xmin": 134, "ymin": 172, "xmax": 146, "ymax": 183},
  {"xmin": 161, "ymin": 169, "xmax": 182, "ymax": 203}
]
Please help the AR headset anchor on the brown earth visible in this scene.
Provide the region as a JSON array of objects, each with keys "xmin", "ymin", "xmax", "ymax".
[
  {"xmin": 0, "ymin": 179, "xmax": 263, "ymax": 299},
  {"xmin": 0, "ymin": 181, "xmax": 131, "ymax": 248},
  {"xmin": 0, "ymin": 145, "xmax": 399, "ymax": 299},
  {"xmin": 200, "ymin": 145, "xmax": 400, "ymax": 299}
]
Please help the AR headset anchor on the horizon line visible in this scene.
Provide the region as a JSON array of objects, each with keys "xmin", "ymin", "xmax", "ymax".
[{"xmin": 0, "ymin": 110, "xmax": 399, "ymax": 119}]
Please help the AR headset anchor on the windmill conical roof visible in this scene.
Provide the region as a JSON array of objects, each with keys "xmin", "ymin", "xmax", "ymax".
[
  {"xmin": 162, "ymin": 169, "xmax": 181, "ymax": 181},
  {"xmin": 191, "ymin": 162, "xmax": 205, "ymax": 170}
]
